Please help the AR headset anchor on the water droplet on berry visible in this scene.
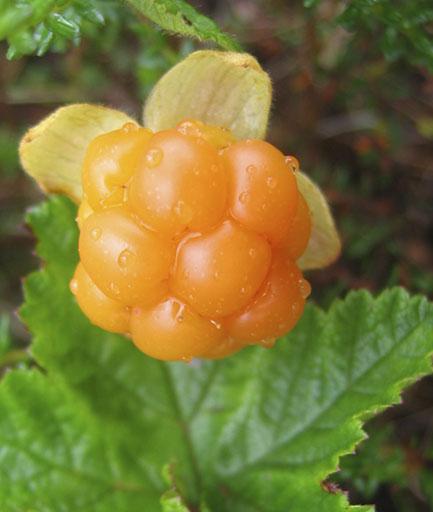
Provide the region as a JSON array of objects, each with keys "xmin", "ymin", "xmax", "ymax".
[
  {"xmin": 285, "ymin": 155, "xmax": 300, "ymax": 172},
  {"xmin": 145, "ymin": 148, "xmax": 163, "ymax": 167},
  {"xmin": 70, "ymin": 278, "xmax": 78, "ymax": 295},
  {"xmin": 210, "ymin": 319, "xmax": 222, "ymax": 330},
  {"xmin": 266, "ymin": 176, "xmax": 276, "ymax": 189},
  {"xmin": 109, "ymin": 282, "xmax": 120, "ymax": 295},
  {"xmin": 174, "ymin": 200, "xmax": 193, "ymax": 223},
  {"xmin": 118, "ymin": 249, "xmax": 133, "ymax": 269},
  {"xmin": 239, "ymin": 192, "xmax": 250, "ymax": 204},
  {"xmin": 181, "ymin": 356, "xmax": 192, "ymax": 363},
  {"xmin": 260, "ymin": 338, "xmax": 275, "ymax": 348},
  {"xmin": 122, "ymin": 122, "xmax": 138, "ymax": 133},
  {"xmin": 249, "ymin": 248, "xmax": 256, "ymax": 258},
  {"xmin": 246, "ymin": 164, "xmax": 256, "ymax": 176},
  {"xmin": 90, "ymin": 227, "xmax": 101, "ymax": 241},
  {"xmin": 298, "ymin": 278, "xmax": 311, "ymax": 299}
]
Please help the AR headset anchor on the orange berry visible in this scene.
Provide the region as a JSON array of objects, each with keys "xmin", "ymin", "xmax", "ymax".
[
  {"xmin": 76, "ymin": 197, "xmax": 94, "ymax": 229},
  {"xmin": 284, "ymin": 192, "xmax": 312, "ymax": 260},
  {"xmin": 176, "ymin": 119, "xmax": 236, "ymax": 149},
  {"xmin": 70, "ymin": 263, "xmax": 130, "ymax": 334},
  {"xmin": 127, "ymin": 129, "xmax": 227, "ymax": 236},
  {"xmin": 223, "ymin": 253, "xmax": 310, "ymax": 343},
  {"xmin": 71, "ymin": 121, "xmax": 312, "ymax": 361},
  {"xmin": 79, "ymin": 206, "xmax": 174, "ymax": 306},
  {"xmin": 201, "ymin": 337, "xmax": 245, "ymax": 360},
  {"xmin": 223, "ymin": 140, "xmax": 299, "ymax": 246},
  {"xmin": 130, "ymin": 297, "xmax": 224, "ymax": 361},
  {"xmin": 172, "ymin": 220, "xmax": 272, "ymax": 318},
  {"xmin": 82, "ymin": 123, "xmax": 152, "ymax": 210}
]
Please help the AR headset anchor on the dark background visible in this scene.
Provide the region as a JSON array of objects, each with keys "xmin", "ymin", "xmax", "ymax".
[{"xmin": 1, "ymin": 1, "xmax": 433, "ymax": 510}]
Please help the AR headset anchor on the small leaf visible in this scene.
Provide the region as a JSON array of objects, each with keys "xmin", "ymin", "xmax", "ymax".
[
  {"xmin": 19, "ymin": 104, "xmax": 135, "ymax": 202},
  {"xmin": 297, "ymin": 171, "xmax": 341, "ymax": 270},
  {"xmin": 125, "ymin": 0, "xmax": 241, "ymax": 51},
  {"xmin": 144, "ymin": 50, "xmax": 272, "ymax": 140}
]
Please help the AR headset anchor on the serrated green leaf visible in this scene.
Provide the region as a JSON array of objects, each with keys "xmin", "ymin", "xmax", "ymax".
[
  {"xmin": 1, "ymin": 196, "xmax": 433, "ymax": 511},
  {"xmin": 124, "ymin": 0, "xmax": 241, "ymax": 51}
]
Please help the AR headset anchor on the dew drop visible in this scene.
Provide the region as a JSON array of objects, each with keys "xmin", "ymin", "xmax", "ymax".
[
  {"xmin": 145, "ymin": 148, "xmax": 163, "ymax": 167},
  {"xmin": 118, "ymin": 249, "xmax": 133, "ymax": 269},
  {"xmin": 181, "ymin": 356, "xmax": 192, "ymax": 363},
  {"xmin": 246, "ymin": 164, "xmax": 256, "ymax": 176},
  {"xmin": 69, "ymin": 278, "xmax": 78, "ymax": 295},
  {"xmin": 298, "ymin": 278, "xmax": 311, "ymax": 299},
  {"xmin": 239, "ymin": 192, "xmax": 250, "ymax": 204},
  {"xmin": 285, "ymin": 155, "xmax": 300, "ymax": 173},
  {"xmin": 260, "ymin": 338, "xmax": 275, "ymax": 349},
  {"xmin": 122, "ymin": 122, "xmax": 138, "ymax": 133},
  {"xmin": 90, "ymin": 227, "xmax": 101, "ymax": 241},
  {"xmin": 210, "ymin": 319, "xmax": 222, "ymax": 330},
  {"xmin": 174, "ymin": 200, "xmax": 193, "ymax": 223},
  {"xmin": 266, "ymin": 176, "xmax": 276, "ymax": 189},
  {"xmin": 109, "ymin": 282, "xmax": 120, "ymax": 295},
  {"xmin": 291, "ymin": 302, "xmax": 300, "ymax": 314},
  {"xmin": 248, "ymin": 248, "xmax": 256, "ymax": 258}
]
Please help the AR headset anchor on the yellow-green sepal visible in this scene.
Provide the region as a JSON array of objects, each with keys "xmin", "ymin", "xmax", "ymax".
[
  {"xmin": 296, "ymin": 172, "xmax": 341, "ymax": 270},
  {"xmin": 19, "ymin": 104, "xmax": 135, "ymax": 203},
  {"xmin": 143, "ymin": 50, "xmax": 272, "ymax": 140}
]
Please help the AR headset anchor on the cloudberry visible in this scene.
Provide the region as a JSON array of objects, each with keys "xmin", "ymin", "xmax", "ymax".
[{"xmin": 73, "ymin": 119, "xmax": 311, "ymax": 361}]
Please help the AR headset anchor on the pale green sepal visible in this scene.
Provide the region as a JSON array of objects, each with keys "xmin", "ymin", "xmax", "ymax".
[
  {"xmin": 297, "ymin": 171, "xmax": 341, "ymax": 270},
  {"xmin": 143, "ymin": 50, "xmax": 272, "ymax": 140},
  {"xmin": 19, "ymin": 104, "xmax": 135, "ymax": 203}
]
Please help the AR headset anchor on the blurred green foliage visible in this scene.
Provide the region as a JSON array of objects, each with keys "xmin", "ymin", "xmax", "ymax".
[
  {"xmin": 0, "ymin": 0, "xmax": 118, "ymax": 59},
  {"xmin": 305, "ymin": 0, "xmax": 433, "ymax": 71}
]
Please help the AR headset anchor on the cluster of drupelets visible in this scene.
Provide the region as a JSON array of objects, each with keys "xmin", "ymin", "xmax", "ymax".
[{"xmin": 70, "ymin": 119, "xmax": 312, "ymax": 361}]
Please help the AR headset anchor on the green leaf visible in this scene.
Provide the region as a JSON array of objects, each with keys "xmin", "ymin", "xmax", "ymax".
[
  {"xmin": 124, "ymin": 0, "xmax": 241, "ymax": 51},
  {"xmin": 1, "ymin": 195, "xmax": 433, "ymax": 511},
  {"xmin": 0, "ymin": 0, "xmax": 116, "ymax": 59},
  {"xmin": 0, "ymin": 314, "xmax": 12, "ymax": 358},
  {"xmin": 161, "ymin": 489, "xmax": 190, "ymax": 512}
]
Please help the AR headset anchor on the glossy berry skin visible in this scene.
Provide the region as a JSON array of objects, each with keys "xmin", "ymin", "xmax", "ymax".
[
  {"xmin": 73, "ymin": 120, "xmax": 311, "ymax": 361},
  {"xmin": 128, "ymin": 129, "xmax": 227, "ymax": 237},
  {"xmin": 79, "ymin": 206, "xmax": 173, "ymax": 305},
  {"xmin": 172, "ymin": 220, "xmax": 271, "ymax": 318},
  {"xmin": 223, "ymin": 253, "xmax": 310, "ymax": 343},
  {"xmin": 222, "ymin": 140, "xmax": 298, "ymax": 247},
  {"xmin": 130, "ymin": 297, "xmax": 224, "ymax": 362},
  {"xmin": 70, "ymin": 263, "xmax": 130, "ymax": 333},
  {"xmin": 82, "ymin": 123, "xmax": 152, "ymax": 211}
]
